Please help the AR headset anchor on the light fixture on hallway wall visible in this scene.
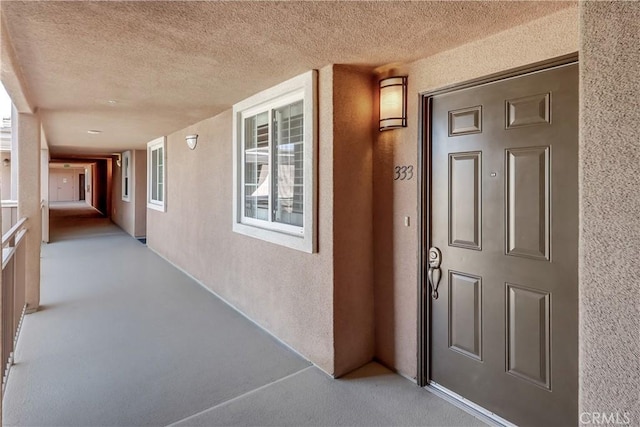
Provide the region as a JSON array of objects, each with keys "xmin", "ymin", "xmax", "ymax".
[
  {"xmin": 186, "ymin": 134, "xmax": 198, "ymax": 150},
  {"xmin": 379, "ymin": 76, "xmax": 407, "ymax": 131},
  {"xmin": 111, "ymin": 153, "xmax": 122, "ymax": 167}
]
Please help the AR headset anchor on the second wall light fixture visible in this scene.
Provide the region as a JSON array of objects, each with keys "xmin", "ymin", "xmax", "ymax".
[
  {"xmin": 379, "ymin": 76, "xmax": 408, "ymax": 131},
  {"xmin": 186, "ymin": 134, "xmax": 198, "ymax": 150}
]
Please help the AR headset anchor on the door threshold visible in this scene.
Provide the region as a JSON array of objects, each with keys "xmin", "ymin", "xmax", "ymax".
[{"xmin": 425, "ymin": 382, "xmax": 516, "ymax": 427}]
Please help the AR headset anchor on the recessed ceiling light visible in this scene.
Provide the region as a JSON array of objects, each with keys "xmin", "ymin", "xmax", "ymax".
[
  {"xmin": 87, "ymin": 130, "xmax": 102, "ymax": 134},
  {"xmin": 107, "ymin": 100, "xmax": 117, "ymax": 105}
]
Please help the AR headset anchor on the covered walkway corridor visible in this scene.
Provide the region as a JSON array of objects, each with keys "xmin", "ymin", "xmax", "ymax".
[{"xmin": 2, "ymin": 205, "xmax": 483, "ymax": 426}]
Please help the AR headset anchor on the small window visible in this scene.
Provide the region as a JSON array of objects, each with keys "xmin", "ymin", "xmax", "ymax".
[
  {"xmin": 122, "ymin": 151, "xmax": 131, "ymax": 202},
  {"xmin": 232, "ymin": 71, "xmax": 317, "ymax": 253},
  {"xmin": 147, "ymin": 137, "xmax": 166, "ymax": 212}
]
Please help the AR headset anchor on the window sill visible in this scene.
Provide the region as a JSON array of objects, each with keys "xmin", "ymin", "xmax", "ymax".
[
  {"xmin": 233, "ymin": 222, "xmax": 313, "ymax": 253},
  {"xmin": 147, "ymin": 202, "xmax": 165, "ymax": 212}
]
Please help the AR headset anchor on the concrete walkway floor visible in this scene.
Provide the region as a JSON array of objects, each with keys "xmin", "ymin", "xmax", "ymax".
[{"xmin": 3, "ymin": 204, "xmax": 485, "ymax": 427}]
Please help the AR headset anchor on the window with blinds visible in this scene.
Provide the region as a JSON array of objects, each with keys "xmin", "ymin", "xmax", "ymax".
[
  {"xmin": 232, "ymin": 71, "xmax": 316, "ymax": 253},
  {"xmin": 243, "ymin": 101, "xmax": 304, "ymax": 227},
  {"xmin": 273, "ymin": 101, "xmax": 304, "ymax": 227},
  {"xmin": 147, "ymin": 137, "xmax": 166, "ymax": 211}
]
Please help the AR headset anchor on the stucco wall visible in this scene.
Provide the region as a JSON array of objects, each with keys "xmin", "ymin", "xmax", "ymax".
[
  {"xmin": 1, "ymin": 152, "xmax": 11, "ymax": 199},
  {"xmin": 111, "ymin": 155, "xmax": 134, "ymax": 236},
  {"xmin": 580, "ymin": 2, "xmax": 640, "ymax": 424},
  {"xmin": 92, "ymin": 160, "xmax": 110, "ymax": 216},
  {"xmin": 147, "ymin": 65, "xmax": 377, "ymax": 375},
  {"xmin": 147, "ymin": 65, "xmax": 337, "ymax": 374},
  {"xmin": 17, "ymin": 112, "xmax": 41, "ymax": 311},
  {"xmin": 133, "ymin": 149, "xmax": 146, "ymax": 237},
  {"xmin": 332, "ymin": 66, "xmax": 375, "ymax": 376},
  {"xmin": 373, "ymin": 6, "xmax": 579, "ymax": 378},
  {"xmin": 49, "ymin": 168, "xmax": 84, "ymax": 202},
  {"xmin": 112, "ymin": 150, "xmax": 146, "ymax": 238},
  {"xmin": 84, "ymin": 163, "xmax": 93, "ymax": 208}
]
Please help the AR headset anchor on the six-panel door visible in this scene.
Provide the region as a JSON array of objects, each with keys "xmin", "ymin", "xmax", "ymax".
[{"xmin": 430, "ymin": 63, "xmax": 579, "ymax": 426}]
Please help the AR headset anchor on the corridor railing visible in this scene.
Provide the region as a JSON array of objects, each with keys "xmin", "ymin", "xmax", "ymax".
[{"xmin": 1, "ymin": 217, "xmax": 27, "ymax": 390}]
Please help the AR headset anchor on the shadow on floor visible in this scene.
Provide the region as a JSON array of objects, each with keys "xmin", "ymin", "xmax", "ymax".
[{"xmin": 48, "ymin": 201, "xmax": 121, "ymax": 242}]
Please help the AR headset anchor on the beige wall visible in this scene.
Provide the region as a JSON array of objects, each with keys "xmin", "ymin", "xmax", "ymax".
[
  {"xmin": 147, "ymin": 67, "xmax": 335, "ymax": 373},
  {"xmin": 580, "ymin": 2, "xmax": 640, "ymax": 423},
  {"xmin": 332, "ymin": 66, "xmax": 375, "ymax": 375},
  {"xmin": 147, "ymin": 65, "xmax": 376, "ymax": 376},
  {"xmin": 17, "ymin": 112, "xmax": 41, "ymax": 312},
  {"xmin": 112, "ymin": 150, "xmax": 147, "ymax": 238},
  {"xmin": 372, "ymin": 7, "xmax": 579, "ymax": 378},
  {"xmin": 111, "ymin": 157, "xmax": 131, "ymax": 234},
  {"xmin": 84, "ymin": 164, "xmax": 93, "ymax": 208},
  {"xmin": 1, "ymin": 152, "xmax": 11, "ymax": 199},
  {"xmin": 49, "ymin": 168, "xmax": 84, "ymax": 202},
  {"xmin": 40, "ymin": 149, "xmax": 49, "ymax": 242},
  {"xmin": 133, "ymin": 150, "xmax": 146, "ymax": 237}
]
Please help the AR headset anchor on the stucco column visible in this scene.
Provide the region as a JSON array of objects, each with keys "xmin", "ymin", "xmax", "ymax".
[
  {"xmin": 10, "ymin": 105, "xmax": 19, "ymax": 200},
  {"xmin": 40, "ymin": 147, "xmax": 49, "ymax": 243},
  {"xmin": 580, "ymin": 2, "xmax": 640, "ymax": 424},
  {"xmin": 17, "ymin": 112, "xmax": 41, "ymax": 313}
]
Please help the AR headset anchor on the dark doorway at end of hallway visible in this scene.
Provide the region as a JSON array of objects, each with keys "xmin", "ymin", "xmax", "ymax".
[{"xmin": 79, "ymin": 174, "xmax": 85, "ymax": 201}]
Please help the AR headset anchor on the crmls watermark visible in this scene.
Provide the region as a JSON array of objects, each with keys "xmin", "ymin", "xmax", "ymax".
[{"xmin": 580, "ymin": 412, "xmax": 631, "ymax": 425}]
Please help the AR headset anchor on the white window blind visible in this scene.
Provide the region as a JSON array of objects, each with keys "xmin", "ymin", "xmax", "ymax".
[{"xmin": 232, "ymin": 71, "xmax": 317, "ymax": 253}]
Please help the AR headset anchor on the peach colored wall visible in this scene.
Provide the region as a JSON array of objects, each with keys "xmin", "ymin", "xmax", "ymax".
[
  {"xmin": 332, "ymin": 66, "xmax": 375, "ymax": 376},
  {"xmin": 147, "ymin": 65, "xmax": 376, "ymax": 375},
  {"xmin": 112, "ymin": 151, "xmax": 147, "ymax": 238},
  {"xmin": 17, "ymin": 112, "xmax": 42, "ymax": 312},
  {"xmin": 148, "ymin": 65, "xmax": 338, "ymax": 374},
  {"xmin": 92, "ymin": 159, "xmax": 110, "ymax": 216},
  {"xmin": 373, "ymin": 7, "xmax": 579, "ymax": 379},
  {"xmin": 580, "ymin": 1, "xmax": 640, "ymax": 422},
  {"xmin": 49, "ymin": 168, "xmax": 84, "ymax": 201},
  {"xmin": 1, "ymin": 152, "xmax": 11, "ymax": 199},
  {"xmin": 111, "ymin": 156, "xmax": 131, "ymax": 234},
  {"xmin": 133, "ymin": 150, "xmax": 146, "ymax": 237},
  {"xmin": 84, "ymin": 163, "xmax": 93, "ymax": 207}
]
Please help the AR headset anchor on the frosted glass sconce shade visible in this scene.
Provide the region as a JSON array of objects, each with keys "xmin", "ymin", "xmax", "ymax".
[{"xmin": 379, "ymin": 76, "xmax": 407, "ymax": 131}]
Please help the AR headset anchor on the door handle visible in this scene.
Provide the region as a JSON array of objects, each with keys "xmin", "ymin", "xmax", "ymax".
[{"xmin": 428, "ymin": 247, "xmax": 442, "ymax": 299}]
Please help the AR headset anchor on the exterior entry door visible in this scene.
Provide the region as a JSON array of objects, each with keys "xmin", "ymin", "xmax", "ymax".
[
  {"xmin": 57, "ymin": 172, "xmax": 75, "ymax": 201},
  {"xmin": 429, "ymin": 63, "xmax": 578, "ymax": 426},
  {"xmin": 51, "ymin": 172, "xmax": 75, "ymax": 201}
]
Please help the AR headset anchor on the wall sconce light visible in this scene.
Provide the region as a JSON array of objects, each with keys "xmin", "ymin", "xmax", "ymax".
[
  {"xmin": 379, "ymin": 76, "xmax": 407, "ymax": 131},
  {"xmin": 112, "ymin": 153, "xmax": 122, "ymax": 167},
  {"xmin": 186, "ymin": 134, "xmax": 198, "ymax": 150},
  {"xmin": 2, "ymin": 158, "xmax": 10, "ymax": 167}
]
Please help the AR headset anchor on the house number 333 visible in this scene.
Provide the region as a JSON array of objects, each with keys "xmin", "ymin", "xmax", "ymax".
[{"xmin": 394, "ymin": 165, "xmax": 414, "ymax": 181}]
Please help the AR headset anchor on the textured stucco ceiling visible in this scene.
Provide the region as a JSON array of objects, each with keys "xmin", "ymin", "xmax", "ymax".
[{"xmin": 0, "ymin": 1, "xmax": 573, "ymax": 156}]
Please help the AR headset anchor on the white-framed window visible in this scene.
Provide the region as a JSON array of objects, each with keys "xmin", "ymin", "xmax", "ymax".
[
  {"xmin": 232, "ymin": 70, "xmax": 317, "ymax": 253},
  {"xmin": 122, "ymin": 150, "xmax": 131, "ymax": 202},
  {"xmin": 147, "ymin": 137, "xmax": 166, "ymax": 212}
]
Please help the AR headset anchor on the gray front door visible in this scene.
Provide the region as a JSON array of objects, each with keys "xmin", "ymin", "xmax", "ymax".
[{"xmin": 429, "ymin": 63, "xmax": 578, "ymax": 426}]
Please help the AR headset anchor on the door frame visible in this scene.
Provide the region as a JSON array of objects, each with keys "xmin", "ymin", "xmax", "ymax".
[{"xmin": 416, "ymin": 52, "xmax": 579, "ymax": 387}]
